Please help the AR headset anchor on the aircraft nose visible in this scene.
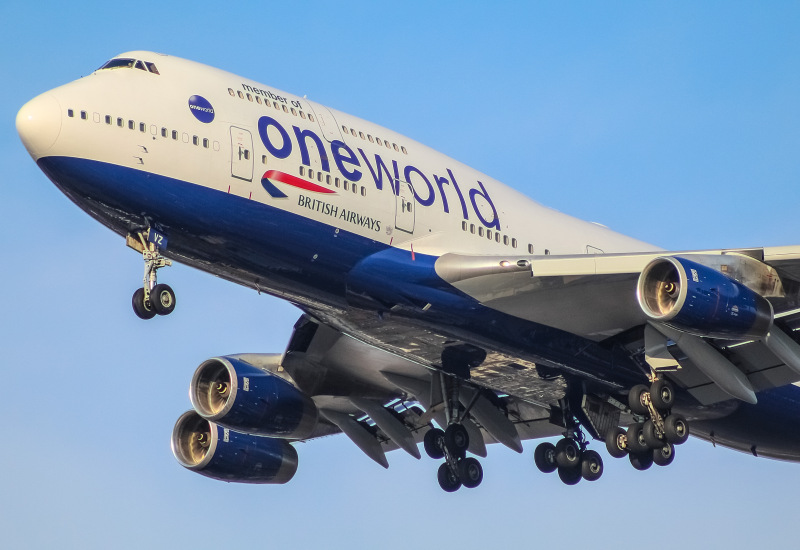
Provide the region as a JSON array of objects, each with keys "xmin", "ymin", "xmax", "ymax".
[{"xmin": 16, "ymin": 93, "xmax": 62, "ymax": 159}]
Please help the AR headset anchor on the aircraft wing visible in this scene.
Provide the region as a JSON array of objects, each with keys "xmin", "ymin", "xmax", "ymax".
[{"xmin": 435, "ymin": 245, "xmax": 800, "ymax": 405}]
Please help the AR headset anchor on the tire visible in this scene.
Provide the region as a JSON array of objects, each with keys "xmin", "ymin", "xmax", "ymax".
[
  {"xmin": 650, "ymin": 379, "xmax": 675, "ymax": 411},
  {"xmin": 629, "ymin": 452, "xmax": 653, "ymax": 471},
  {"xmin": 437, "ymin": 463, "xmax": 461, "ymax": 492},
  {"xmin": 628, "ymin": 384, "xmax": 649, "ymax": 415},
  {"xmin": 423, "ymin": 428, "xmax": 445, "ymax": 459},
  {"xmin": 555, "ymin": 438, "xmax": 582, "ymax": 470},
  {"xmin": 458, "ymin": 457, "xmax": 483, "ymax": 488},
  {"xmin": 151, "ymin": 283, "xmax": 176, "ymax": 315},
  {"xmin": 642, "ymin": 419, "xmax": 663, "ymax": 449},
  {"xmin": 652, "ymin": 443, "xmax": 675, "ymax": 467},
  {"xmin": 626, "ymin": 422, "xmax": 649, "ymax": 455},
  {"xmin": 581, "ymin": 450, "xmax": 603, "ymax": 481},
  {"xmin": 534, "ymin": 442, "xmax": 558, "ymax": 473},
  {"xmin": 557, "ymin": 465, "xmax": 581, "ymax": 485},
  {"xmin": 132, "ymin": 288, "xmax": 156, "ymax": 320},
  {"xmin": 444, "ymin": 424, "xmax": 469, "ymax": 459},
  {"xmin": 664, "ymin": 414, "xmax": 689, "ymax": 445},
  {"xmin": 605, "ymin": 427, "xmax": 628, "ymax": 458}
]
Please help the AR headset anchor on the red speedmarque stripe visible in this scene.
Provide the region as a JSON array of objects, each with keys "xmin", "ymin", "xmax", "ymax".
[{"xmin": 263, "ymin": 170, "xmax": 336, "ymax": 194}]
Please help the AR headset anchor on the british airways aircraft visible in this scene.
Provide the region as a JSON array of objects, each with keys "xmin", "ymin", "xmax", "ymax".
[{"xmin": 16, "ymin": 51, "xmax": 800, "ymax": 490}]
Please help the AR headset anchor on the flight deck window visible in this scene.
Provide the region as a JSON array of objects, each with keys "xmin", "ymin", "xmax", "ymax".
[
  {"xmin": 98, "ymin": 58, "xmax": 135, "ymax": 70},
  {"xmin": 135, "ymin": 61, "xmax": 146, "ymax": 71},
  {"xmin": 145, "ymin": 62, "xmax": 159, "ymax": 74}
]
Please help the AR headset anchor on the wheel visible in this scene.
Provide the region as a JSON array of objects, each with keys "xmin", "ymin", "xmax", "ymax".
[
  {"xmin": 664, "ymin": 414, "xmax": 689, "ymax": 445},
  {"xmin": 132, "ymin": 288, "xmax": 156, "ymax": 320},
  {"xmin": 534, "ymin": 442, "xmax": 558, "ymax": 473},
  {"xmin": 650, "ymin": 379, "xmax": 675, "ymax": 411},
  {"xmin": 555, "ymin": 438, "xmax": 582, "ymax": 470},
  {"xmin": 557, "ymin": 465, "xmax": 582, "ymax": 485},
  {"xmin": 581, "ymin": 450, "xmax": 603, "ymax": 481},
  {"xmin": 437, "ymin": 463, "xmax": 461, "ymax": 492},
  {"xmin": 642, "ymin": 419, "xmax": 663, "ymax": 449},
  {"xmin": 629, "ymin": 452, "xmax": 653, "ymax": 471},
  {"xmin": 444, "ymin": 424, "xmax": 469, "ymax": 459},
  {"xmin": 151, "ymin": 283, "xmax": 176, "ymax": 315},
  {"xmin": 652, "ymin": 443, "xmax": 675, "ymax": 466},
  {"xmin": 628, "ymin": 384, "xmax": 649, "ymax": 415},
  {"xmin": 423, "ymin": 428, "xmax": 445, "ymax": 459},
  {"xmin": 626, "ymin": 422, "xmax": 649, "ymax": 455},
  {"xmin": 605, "ymin": 427, "xmax": 628, "ymax": 458},
  {"xmin": 458, "ymin": 457, "xmax": 483, "ymax": 488}
]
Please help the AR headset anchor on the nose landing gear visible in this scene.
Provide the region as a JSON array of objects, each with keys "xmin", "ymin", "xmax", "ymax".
[{"xmin": 127, "ymin": 228, "xmax": 175, "ymax": 320}]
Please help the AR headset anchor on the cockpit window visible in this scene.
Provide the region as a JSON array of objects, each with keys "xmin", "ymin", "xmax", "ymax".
[
  {"xmin": 98, "ymin": 58, "xmax": 136, "ymax": 70},
  {"xmin": 98, "ymin": 58, "xmax": 160, "ymax": 74}
]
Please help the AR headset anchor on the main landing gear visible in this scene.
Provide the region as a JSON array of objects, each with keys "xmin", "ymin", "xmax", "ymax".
[
  {"xmin": 127, "ymin": 228, "xmax": 176, "ymax": 320},
  {"xmin": 605, "ymin": 378, "xmax": 689, "ymax": 471},
  {"xmin": 534, "ymin": 429, "xmax": 604, "ymax": 485},
  {"xmin": 424, "ymin": 375, "xmax": 484, "ymax": 492}
]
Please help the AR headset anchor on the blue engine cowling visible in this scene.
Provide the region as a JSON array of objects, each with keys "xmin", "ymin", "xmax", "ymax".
[
  {"xmin": 637, "ymin": 256, "xmax": 773, "ymax": 339},
  {"xmin": 189, "ymin": 356, "xmax": 318, "ymax": 438},
  {"xmin": 171, "ymin": 411, "xmax": 298, "ymax": 484}
]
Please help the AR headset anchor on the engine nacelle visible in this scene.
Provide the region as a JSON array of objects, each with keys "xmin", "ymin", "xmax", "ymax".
[
  {"xmin": 171, "ymin": 411, "xmax": 298, "ymax": 484},
  {"xmin": 189, "ymin": 356, "xmax": 318, "ymax": 438},
  {"xmin": 637, "ymin": 256, "xmax": 773, "ymax": 339}
]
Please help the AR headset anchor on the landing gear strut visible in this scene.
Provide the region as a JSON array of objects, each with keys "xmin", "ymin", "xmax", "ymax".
[
  {"xmin": 424, "ymin": 373, "xmax": 484, "ymax": 492},
  {"xmin": 127, "ymin": 228, "xmax": 175, "ymax": 320},
  {"xmin": 535, "ymin": 427, "xmax": 605, "ymax": 485}
]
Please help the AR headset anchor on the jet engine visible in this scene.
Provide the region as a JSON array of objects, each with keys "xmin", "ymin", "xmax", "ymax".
[
  {"xmin": 171, "ymin": 411, "xmax": 298, "ymax": 484},
  {"xmin": 189, "ymin": 356, "xmax": 318, "ymax": 439},
  {"xmin": 637, "ymin": 256, "xmax": 773, "ymax": 339}
]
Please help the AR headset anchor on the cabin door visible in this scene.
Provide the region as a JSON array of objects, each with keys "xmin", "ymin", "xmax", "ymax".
[
  {"xmin": 230, "ymin": 126, "xmax": 253, "ymax": 182},
  {"xmin": 395, "ymin": 181, "xmax": 415, "ymax": 234}
]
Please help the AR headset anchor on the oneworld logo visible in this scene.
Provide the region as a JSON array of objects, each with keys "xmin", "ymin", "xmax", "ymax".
[{"xmin": 188, "ymin": 95, "xmax": 214, "ymax": 123}]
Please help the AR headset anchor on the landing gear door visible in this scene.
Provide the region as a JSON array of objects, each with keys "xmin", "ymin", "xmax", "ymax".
[
  {"xmin": 230, "ymin": 126, "xmax": 253, "ymax": 182},
  {"xmin": 306, "ymin": 100, "xmax": 344, "ymax": 143},
  {"xmin": 395, "ymin": 181, "xmax": 415, "ymax": 234}
]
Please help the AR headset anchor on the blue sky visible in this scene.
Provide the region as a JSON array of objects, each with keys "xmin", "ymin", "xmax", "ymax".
[{"xmin": 3, "ymin": 1, "xmax": 800, "ymax": 548}]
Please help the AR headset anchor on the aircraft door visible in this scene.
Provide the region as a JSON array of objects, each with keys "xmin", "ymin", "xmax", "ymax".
[
  {"xmin": 306, "ymin": 100, "xmax": 344, "ymax": 142},
  {"xmin": 395, "ymin": 181, "xmax": 415, "ymax": 234},
  {"xmin": 230, "ymin": 126, "xmax": 253, "ymax": 181}
]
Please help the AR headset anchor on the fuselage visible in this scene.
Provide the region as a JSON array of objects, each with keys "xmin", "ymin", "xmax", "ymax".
[{"xmin": 18, "ymin": 51, "xmax": 800, "ymax": 462}]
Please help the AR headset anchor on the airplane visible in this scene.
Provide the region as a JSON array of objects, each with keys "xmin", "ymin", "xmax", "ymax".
[{"xmin": 16, "ymin": 51, "xmax": 800, "ymax": 491}]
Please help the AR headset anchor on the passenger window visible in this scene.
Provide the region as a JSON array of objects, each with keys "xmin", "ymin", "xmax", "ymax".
[
  {"xmin": 385, "ymin": 141, "xmax": 391, "ymax": 149},
  {"xmin": 376, "ymin": 138, "xmax": 382, "ymax": 146},
  {"xmin": 462, "ymin": 221, "xmax": 467, "ymax": 231},
  {"xmin": 246, "ymin": 93, "xmax": 253, "ymax": 102},
  {"xmin": 350, "ymin": 128, "xmax": 356, "ymax": 136},
  {"xmin": 128, "ymin": 120, "xmax": 135, "ymax": 130},
  {"xmin": 318, "ymin": 172, "xmax": 323, "ymax": 182},
  {"xmin": 80, "ymin": 111, "xmax": 87, "ymax": 120},
  {"xmin": 487, "ymin": 230, "xmax": 492, "ymax": 240},
  {"xmin": 139, "ymin": 122, "xmax": 146, "ymax": 132},
  {"xmin": 512, "ymin": 238, "xmax": 518, "ymax": 248},
  {"xmin": 503, "ymin": 236, "xmax": 509, "ymax": 245},
  {"xmin": 172, "ymin": 130, "xmax": 178, "ymax": 140},
  {"xmin": 352, "ymin": 185, "xmax": 358, "ymax": 194},
  {"xmin": 368, "ymin": 135, "xmax": 374, "ymax": 143},
  {"xmin": 291, "ymin": 108, "xmax": 297, "ymax": 116},
  {"xmin": 470, "ymin": 224, "xmax": 475, "ymax": 234},
  {"xmin": 300, "ymin": 111, "xmax": 306, "ymax": 119},
  {"xmin": 401, "ymin": 146, "xmax": 408, "ymax": 154},
  {"xmin": 228, "ymin": 88, "xmax": 235, "ymax": 96},
  {"xmin": 528, "ymin": 244, "xmax": 534, "ymax": 254},
  {"xmin": 545, "ymin": 249, "xmax": 550, "ymax": 255},
  {"xmin": 326, "ymin": 175, "xmax": 331, "ymax": 184},
  {"xmin": 261, "ymin": 155, "xmax": 267, "ymax": 164},
  {"xmin": 393, "ymin": 143, "xmax": 399, "ymax": 152},
  {"xmin": 299, "ymin": 166, "xmax": 305, "ymax": 175},
  {"xmin": 192, "ymin": 136, "xmax": 199, "ymax": 145},
  {"xmin": 478, "ymin": 227, "xmax": 484, "ymax": 237},
  {"xmin": 360, "ymin": 187, "xmax": 366, "ymax": 196},
  {"xmin": 308, "ymin": 169, "xmax": 314, "ymax": 179},
  {"xmin": 308, "ymin": 114, "xmax": 315, "ymax": 122},
  {"xmin": 495, "ymin": 233, "xmax": 500, "ymax": 243},
  {"xmin": 282, "ymin": 105, "xmax": 288, "ymax": 113},
  {"xmin": 237, "ymin": 91, "xmax": 244, "ymax": 99},
  {"xmin": 342, "ymin": 125, "xmax": 348, "ymax": 132},
  {"xmin": 244, "ymin": 150, "xmax": 250, "ymax": 160},
  {"xmin": 67, "ymin": 109, "xmax": 74, "ymax": 117},
  {"xmin": 273, "ymin": 101, "xmax": 280, "ymax": 109},
  {"xmin": 359, "ymin": 131, "xmax": 365, "ymax": 139},
  {"xmin": 161, "ymin": 127, "xmax": 167, "ymax": 137},
  {"xmin": 117, "ymin": 117, "xmax": 123, "ymax": 127},
  {"xmin": 203, "ymin": 138, "xmax": 209, "ymax": 148},
  {"xmin": 335, "ymin": 178, "xmax": 341, "ymax": 188},
  {"xmin": 344, "ymin": 181, "xmax": 349, "ymax": 191},
  {"xmin": 256, "ymin": 96, "xmax": 262, "ymax": 105}
]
